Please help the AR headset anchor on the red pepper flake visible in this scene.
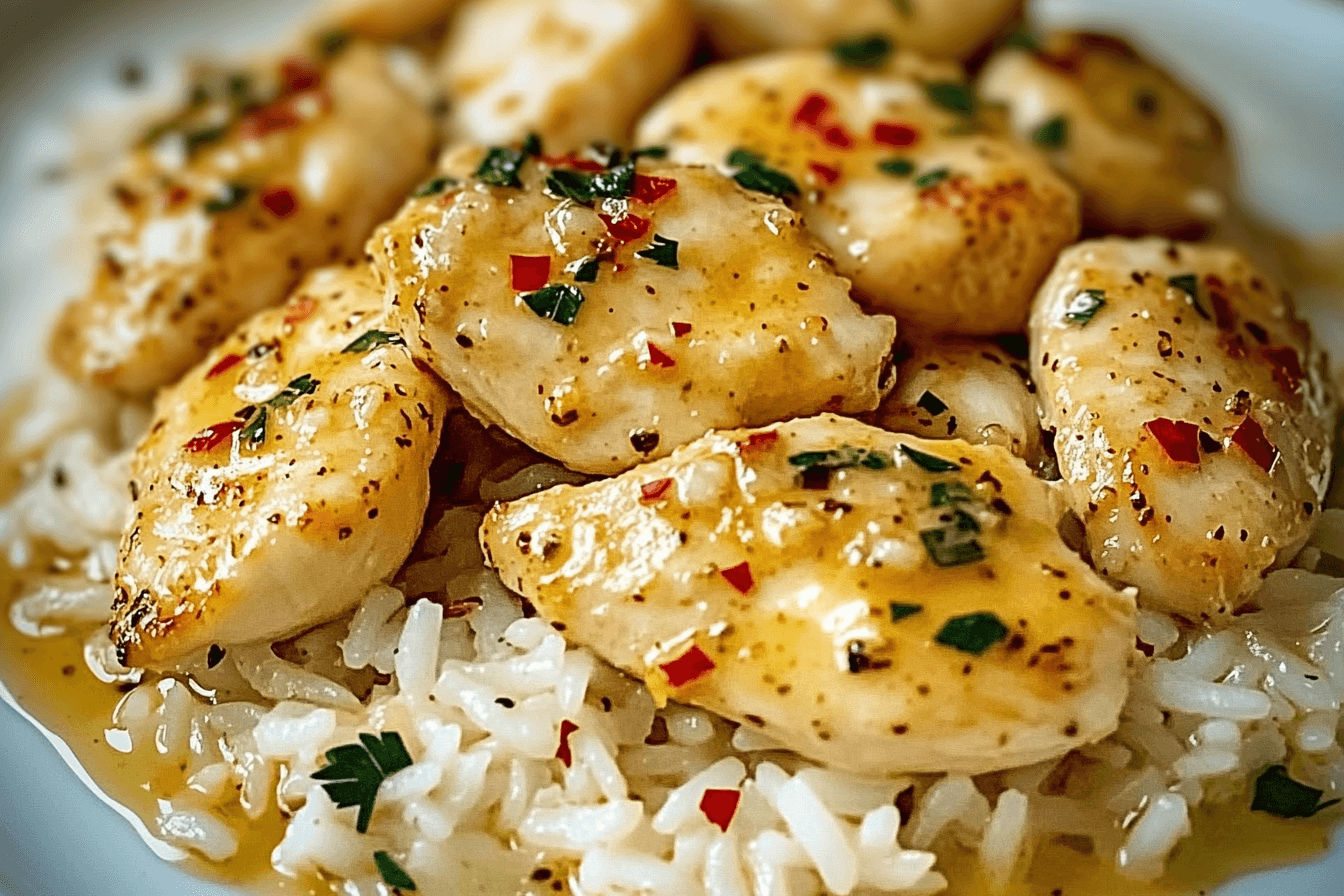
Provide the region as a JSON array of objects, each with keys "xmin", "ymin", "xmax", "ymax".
[
  {"xmin": 510, "ymin": 255, "xmax": 552, "ymax": 292},
  {"xmin": 719, "ymin": 562, "xmax": 754, "ymax": 594},
  {"xmin": 670, "ymin": 321, "xmax": 692, "ymax": 337},
  {"xmin": 238, "ymin": 103, "xmax": 303, "ymax": 139},
  {"xmin": 633, "ymin": 174, "xmax": 678, "ymax": 204},
  {"xmin": 699, "ymin": 788, "xmax": 742, "ymax": 832},
  {"xmin": 1232, "ymin": 416, "xmax": 1279, "ymax": 473},
  {"xmin": 543, "ymin": 154, "xmax": 605, "ymax": 173},
  {"xmin": 1144, "ymin": 418, "xmax": 1201, "ymax": 465},
  {"xmin": 1263, "ymin": 346, "xmax": 1303, "ymax": 393},
  {"xmin": 872, "ymin": 121, "xmax": 920, "ymax": 147},
  {"xmin": 183, "ymin": 420, "xmax": 244, "ymax": 453},
  {"xmin": 820, "ymin": 124, "xmax": 854, "ymax": 149},
  {"xmin": 793, "ymin": 92, "xmax": 832, "ymax": 129},
  {"xmin": 808, "ymin": 161, "xmax": 841, "ymax": 185},
  {"xmin": 283, "ymin": 297, "xmax": 317, "ymax": 325},
  {"xmin": 205, "ymin": 353, "xmax": 244, "ymax": 380},
  {"xmin": 280, "ymin": 57, "xmax": 322, "ymax": 94},
  {"xmin": 600, "ymin": 212, "xmax": 651, "ymax": 244},
  {"xmin": 556, "ymin": 719, "xmax": 579, "ymax": 767},
  {"xmin": 166, "ymin": 185, "xmax": 191, "ymax": 207},
  {"xmin": 659, "ymin": 644, "xmax": 715, "ymax": 688},
  {"xmin": 640, "ymin": 477, "xmax": 674, "ymax": 503},
  {"xmin": 646, "ymin": 343, "xmax": 676, "ymax": 368},
  {"xmin": 259, "ymin": 186, "xmax": 298, "ymax": 219},
  {"xmin": 739, "ymin": 431, "xmax": 779, "ymax": 454}
]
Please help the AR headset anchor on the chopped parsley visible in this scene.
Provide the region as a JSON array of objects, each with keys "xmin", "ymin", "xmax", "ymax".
[
  {"xmin": 1032, "ymin": 115, "xmax": 1068, "ymax": 149},
  {"xmin": 1001, "ymin": 29, "xmax": 1041, "ymax": 52},
  {"xmin": 935, "ymin": 612, "xmax": 1007, "ymax": 653},
  {"xmin": 374, "ymin": 851, "xmax": 417, "ymax": 891},
  {"xmin": 1168, "ymin": 273, "xmax": 1210, "ymax": 320},
  {"xmin": 889, "ymin": 602, "xmax": 923, "ymax": 623},
  {"xmin": 1251, "ymin": 765, "xmax": 1341, "ymax": 819},
  {"xmin": 930, "ymin": 481, "xmax": 975, "ymax": 506},
  {"xmin": 591, "ymin": 160, "xmax": 636, "ymax": 199},
  {"xmin": 184, "ymin": 126, "xmax": 227, "ymax": 155},
  {"xmin": 203, "ymin": 183, "xmax": 249, "ymax": 213},
  {"xmin": 877, "ymin": 157, "xmax": 915, "ymax": 177},
  {"xmin": 521, "ymin": 132, "xmax": 543, "ymax": 157},
  {"xmin": 342, "ymin": 330, "xmax": 406, "ymax": 353},
  {"xmin": 831, "ymin": 34, "xmax": 893, "ymax": 68},
  {"xmin": 238, "ymin": 406, "xmax": 268, "ymax": 449},
  {"xmin": 572, "ymin": 256, "xmax": 601, "ymax": 283},
  {"xmin": 1064, "ymin": 289, "xmax": 1106, "ymax": 326},
  {"xmin": 269, "ymin": 373, "xmax": 321, "ymax": 407},
  {"xmin": 920, "ymin": 527, "xmax": 985, "ymax": 567},
  {"xmin": 913, "ymin": 168, "xmax": 951, "ymax": 190},
  {"xmin": 632, "ymin": 145, "xmax": 669, "ymax": 159},
  {"xmin": 311, "ymin": 731, "xmax": 414, "ymax": 833},
  {"xmin": 476, "ymin": 146, "xmax": 526, "ymax": 188},
  {"xmin": 924, "ymin": 82, "xmax": 977, "ymax": 117},
  {"xmin": 899, "ymin": 444, "xmax": 959, "ymax": 472},
  {"xmin": 635, "ymin": 234, "xmax": 679, "ymax": 269},
  {"xmin": 916, "ymin": 390, "xmax": 947, "ymax": 416},
  {"xmin": 317, "ymin": 29, "xmax": 351, "ymax": 58},
  {"xmin": 727, "ymin": 149, "xmax": 799, "ymax": 198},
  {"xmin": 789, "ymin": 446, "xmax": 894, "ymax": 474},
  {"xmin": 523, "ymin": 283, "xmax": 585, "ymax": 326},
  {"xmin": 545, "ymin": 168, "xmax": 594, "ymax": 202},
  {"xmin": 412, "ymin": 176, "xmax": 458, "ymax": 198}
]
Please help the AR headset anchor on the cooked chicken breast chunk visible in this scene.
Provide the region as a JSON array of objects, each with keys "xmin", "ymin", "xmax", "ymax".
[
  {"xmin": 481, "ymin": 414, "xmax": 1137, "ymax": 776},
  {"xmin": 371, "ymin": 147, "xmax": 897, "ymax": 474},
  {"xmin": 437, "ymin": 0, "xmax": 693, "ymax": 151},
  {"xmin": 1030, "ymin": 238, "xmax": 1336, "ymax": 623},
  {"xmin": 51, "ymin": 43, "xmax": 434, "ymax": 394},
  {"xmin": 112, "ymin": 265, "xmax": 452, "ymax": 667},
  {"xmin": 636, "ymin": 50, "xmax": 1079, "ymax": 335},
  {"xmin": 978, "ymin": 32, "xmax": 1228, "ymax": 237}
]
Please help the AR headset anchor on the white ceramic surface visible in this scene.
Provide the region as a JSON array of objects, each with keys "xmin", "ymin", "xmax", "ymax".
[{"xmin": 0, "ymin": 1, "xmax": 1340, "ymax": 894}]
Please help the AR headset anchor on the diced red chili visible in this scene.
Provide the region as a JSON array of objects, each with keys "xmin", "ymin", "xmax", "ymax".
[
  {"xmin": 738, "ymin": 431, "xmax": 779, "ymax": 453},
  {"xmin": 699, "ymin": 788, "xmax": 742, "ymax": 832},
  {"xmin": 183, "ymin": 420, "xmax": 244, "ymax": 453},
  {"xmin": 600, "ymin": 212, "xmax": 651, "ymax": 244},
  {"xmin": 647, "ymin": 343, "xmax": 675, "ymax": 368},
  {"xmin": 808, "ymin": 161, "xmax": 841, "ymax": 185},
  {"xmin": 872, "ymin": 122, "xmax": 920, "ymax": 147},
  {"xmin": 820, "ymin": 124, "xmax": 854, "ymax": 149},
  {"xmin": 1263, "ymin": 346, "xmax": 1303, "ymax": 393},
  {"xmin": 1144, "ymin": 418, "xmax": 1201, "ymax": 465},
  {"xmin": 719, "ymin": 561, "xmax": 754, "ymax": 594},
  {"xmin": 283, "ymin": 297, "xmax": 317, "ymax": 325},
  {"xmin": 205, "ymin": 353, "xmax": 244, "ymax": 380},
  {"xmin": 280, "ymin": 57, "xmax": 322, "ymax": 93},
  {"xmin": 1232, "ymin": 416, "xmax": 1279, "ymax": 473},
  {"xmin": 166, "ymin": 185, "xmax": 190, "ymax": 207},
  {"xmin": 792, "ymin": 92, "xmax": 832, "ymax": 129},
  {"xmin": 660, "ymin": 644, "xmax": 715, "ymax": 687},
  {"xmin": 510, "ymin": 255, "xmax": 552, "ymax": 292},
  {"xmin": 260, "ymin": 186, "xmax": 298, "ymax": 219},
  {"xmin": 670, "ymin": 321, "xmax": 692, "ymax": 337},
  {"xmin": 556, "ymin": 719, "xmax": 579, "ymax": 767},
  {"xmin": 633, "ymin": 174, "xmax": 678, "ymax": 204},
  {"xmin": 542, "ymin": 154, "xmax": 606, "ymax": 173},
  {"xmin": 640, "ymin": 477, "xmax": 674, "ymax": 503}
]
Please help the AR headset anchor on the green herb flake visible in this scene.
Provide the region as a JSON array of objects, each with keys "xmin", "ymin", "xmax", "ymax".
[
  {"xmin": 317, "ymin": 29, "xmax": 351, "ymax": 58},
  {"xmin": 270, "ymin": 373, "xmax": 321, "ymax": 408},
  {"xmin": 899, "ymin": 444, "xmax": 960, "ymax": 472},
  {"xmin": 916, "ymin": 390, "xmax": 947, "ymax": 416},
  {"xmin": 413, "ymin": 176, "xmax": 458, "ymax": 198},
  {"xmin": 632, "ymin": 145, "xmax": 669, "ymax": 159},
  {"xmin": 935, "ymin": 612, "xmax": 1007, "ymax": 652},
  {"xmin": 727, "ymin": 148, "xmax": 799, "ymax": 198},
  {"xmin": 591, "ymin": 160, "xmax": 636, "ymax": 199},
  {"xmin": 788, "ymin": 446, "xmax": 894, "ymax": 474},
  {"xmin": 1251, "ymin": 765, "xmax": 1342, "ymax": 819},
  {"xmin": 342, "ymin": 330, "xmax": 406, "ymax": 354},
  {"xmin": 924, "ymin": 82, "xmax": 977, "ymax": 117},
  {"xmin": 1032, "ymin": 115, "xmax": 1068, "ymax": 150},
  {"xmin": 311, "ymin": 731, "xmax": 414, "ymax": 833},
  {"xmin": 374, "ymin": 851, "xmax": 417, "ymax": 891},
  {"xmin": 1064, "ymin": 289, "xmax": 1107, "ymax": 326},
  {"xmin": 920, "ymin": 528, "xmax": 986, "ymax": 567},
  {"xmin": 184, "ymin": 126, "xmax": 228, "ymax": 155},
  {"xmin": 831, "ymin": 34, "xmax": 893, "ymax": 69},
  {"xmin": 545, "ymin": 168, "xmax": 593, "ymax": 203},
  {"xmin": 931, "ymin": 481, "xmax": 975, "ymax": 507},
  {"xmin": 1168, "ymin": 274, "xmax": 1197, "ymax": 296},
  {"xmin": 878, "ymin": 157, "xmax": 915, "ymax": 177},
  {"xmin": 521, "ymin": 132, "xmax": 543, "ymax": 157},
  {"xmin": 913, "ymin": 168, "xmax": 951, "ymax": 191},
  {"xmin": 203, "ymin": 183, "xmax": 249, "ymax": 213},
  {"xmin": 572, "ymin": 256, "xmax": 601, "ymax": 283},
  {"xmin": 239, "ymin": 406, "xmax": 268, "ymax": 449},
  {"xmin": 1002, "ymin": 29, "xmax": 1041, "ymax": 52},
  {"xmin": 889, "ymin": 602, "xmax": 923, "ymax": 623},
  {"xmin": 635, "ymin": 234, "xmax": 679, "ymax": 269},
  {"xmin": 476, "ymin": 146, "xmax": 526, "ymax": 188},
  {"xmin": 523, "ymin": 284, "xmax": 585, "ymax": 326}
]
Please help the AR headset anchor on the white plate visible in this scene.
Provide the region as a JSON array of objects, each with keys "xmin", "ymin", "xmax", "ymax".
[{"xmin": 0, "ymin": 0, "xmax": 1341, "ymax": 893}]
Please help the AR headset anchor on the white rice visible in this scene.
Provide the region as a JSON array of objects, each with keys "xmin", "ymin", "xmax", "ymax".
[{"xmin": 4, "ymin": 376, "xmax": 1344, "ymax": 896}]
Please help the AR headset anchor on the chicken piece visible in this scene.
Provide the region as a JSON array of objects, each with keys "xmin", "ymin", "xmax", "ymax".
[
  {"xmin": 978, "ymin": 32, "xmax": 1228, "ymax": 238},
  {"xmin": 1031, "ymin": 238, "xmax": 1336, "ymax": 623},
  {"xmin": 321, "ymin": 0, "xmax": 463, "ymax": 40},
  {"xmin": 111, "ymin": 265, "xmax": 452, "ymax": 667},
  {"xmin": 51, "ymin": 43, "xmax": 435, "ymax": 394},
  {"xmin": 481, "ymin": 414, "xmax": 1135, "ymax": 776},
  {"xmin": 873, "ymin": 337, "xmax": 1046, "ymax": 470},
  {"xmin": 371, "ymin": 147, "xmax": 897, "ymax": 475},
  {"xmin": 689, "ymin": 0, "xmax": 1020, "ymax": 61},
  {"xmin": 437, "ymin": 0, "xmax": 693, "ymax": 151},
  {"xmin": 635, "ymin": 50, "xmax": 1079, "ymax": 335}
]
